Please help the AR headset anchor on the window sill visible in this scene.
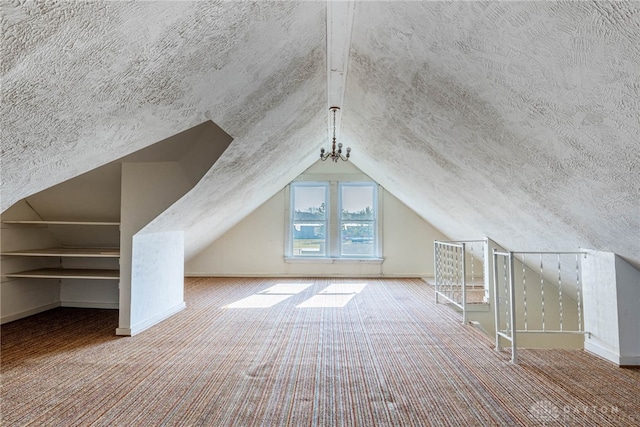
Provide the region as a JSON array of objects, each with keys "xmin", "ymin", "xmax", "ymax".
[{"xmin": 284, "ymin": 257, "xmax": 384, "ymax": 264}]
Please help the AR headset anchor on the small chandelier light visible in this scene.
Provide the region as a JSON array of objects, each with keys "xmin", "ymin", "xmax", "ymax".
[{"xmin": 320, "ymin": 106, "xmax": 350, "ymax": 162}]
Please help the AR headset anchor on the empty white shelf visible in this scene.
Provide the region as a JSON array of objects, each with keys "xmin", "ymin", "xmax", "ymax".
[
  {"xmin": 5, "ymin": 268, "xmax": 119, "ymax": 280},
  {"xmin": 2, "ymin": 220, "xmax": 119, "ymax": 226},
  {"xmin": 1, "ymin": 248, "xmax": 120, "ymax": 258}
]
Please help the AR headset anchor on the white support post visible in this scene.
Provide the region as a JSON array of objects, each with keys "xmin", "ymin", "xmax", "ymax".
[
  {"xmin": 493, "ymin": 249, "xmax": 501, "ymax": 352},
  {"xmin": 508, "ymin": 251, "xmax": 518, "ymax": 364}
]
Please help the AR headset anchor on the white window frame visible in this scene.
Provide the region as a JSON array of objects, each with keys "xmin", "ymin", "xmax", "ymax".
[
  {"xmin": 285, "ymin": 179, "xmax": 383, "ymax": 262},
  {"xmin": 287, "ymin": 181, "xmax": 330, "ymax": 258},
  {"xmin": 338, "ymin": 182, "xmax": 379, "ymax": 258}
]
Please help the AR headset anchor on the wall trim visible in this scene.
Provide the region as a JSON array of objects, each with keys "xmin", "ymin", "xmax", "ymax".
[
  {"xmin": 586, "ymin": 340, "xmax": 640, "ymax": 366},
  {"xmin": 119, "ymin": 301, "xmax": 186, "ymax": 336},
  {"xmin": 61, "ymin": 301, "xmax": 119, "ymax": 309},
  {"xmin": 185, "ymin": 273, "xmax": 429, "ymax": 278},
  {"xmin": 585, "ymin": 340, "xmax": 622, "ymax": 366},
  {"xmin": 284, "ymin": 257, "xmax": 384, "ymax": 264},
  {"xmin": 1, "ymin": 301, "xmax": 60, "ymax": 324},
  {"xmin": 619, "ymin": 355, "xmax": 640, "ymax": 367}
]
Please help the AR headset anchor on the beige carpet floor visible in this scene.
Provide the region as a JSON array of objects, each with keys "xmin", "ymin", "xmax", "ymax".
[{"xmin": 1, "ymin": 277, "xmax": 638, "ymax": 426}]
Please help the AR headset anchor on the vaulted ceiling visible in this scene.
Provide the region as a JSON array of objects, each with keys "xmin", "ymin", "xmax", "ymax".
[{"xmin": 2, "ymin": 1, "xmax": 639, "ymax": 267}]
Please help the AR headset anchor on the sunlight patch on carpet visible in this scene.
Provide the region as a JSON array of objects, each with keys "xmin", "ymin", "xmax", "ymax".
[
  {"xmin": 318, "ymin": 283, "xmax": 367, "ymax": 294},
  {"xmin": 259, "ymin": 283, "xmax": 312, "ymax": 294},
  {"xmin": 224, "ymin": 294, "xmax": 293, "ymax": 308},
  {"xmin": 296, "ymin": 283, "xmax": 367, "ymax": 307},
  {"xmin": 224, "ymin": 282, "xmax": 312, "ymax": 308},
  {"xmin": 296, "ymin": 293, "xmax": 356, "ymax": 308}
]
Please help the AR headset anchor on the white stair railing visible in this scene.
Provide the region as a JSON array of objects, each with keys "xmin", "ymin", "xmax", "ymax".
[
  {"xmin": 492, "ymin": 249, "xmax": 589, "ymax": 363},
  {"xmin": 434, "ymin": 239, "xmax": 487, "ymax": 323}
]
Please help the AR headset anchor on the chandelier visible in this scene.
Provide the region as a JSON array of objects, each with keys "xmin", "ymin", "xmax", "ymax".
[{"xmin": 320, "ymin": 106, "xmax": 351, "ymax": 162}]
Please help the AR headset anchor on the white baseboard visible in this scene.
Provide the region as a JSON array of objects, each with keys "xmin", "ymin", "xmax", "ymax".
[
  {"xmin": 185, "ymin": 273, "xmax": 430, "ymax": 278},
  {"xmin": 470, "ymin": 320, "xmax": 489, "ymax": 335},
  {"xmin": 1, "ymin": 302, "xmax": 61, "ymax": 324},
  {"xmin": 619, "ymin": 355, "xmax": 640, "ymax": 366},
  {"xmin": 585, "ymin": 341, "xmax": 621, "ymax": 365},
  {"xmin": 585, "ymin": 341, "xmax": 640, "ymax": 366},
  {"xmin": 60, "ymin": 301, "xmax": 119, "ymax": 309},
  {"xmin": 118, "ymin": 302, "xmax": 186, "ymax": 336}
]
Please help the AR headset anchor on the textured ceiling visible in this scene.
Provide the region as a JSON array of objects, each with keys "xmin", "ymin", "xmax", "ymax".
[
  {"xmin": 342, "ymin": 1, "xmax": 639, "ymax": 267},
  {"xmin": 2, "ymin": 1, "xmax": 639, "ymax": 267}
]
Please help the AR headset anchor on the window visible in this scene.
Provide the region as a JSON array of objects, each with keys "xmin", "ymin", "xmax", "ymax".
[
  {"xmin": 288, "ymin": 181, "xmax": 380, "ymax": 260},
  {"xmin": 340, "ymin": 183, "xmax": 376, "ymax": 257},
  {"xmin": 290, "ymin": 182, "xmax": 328, "ymax": 257}
]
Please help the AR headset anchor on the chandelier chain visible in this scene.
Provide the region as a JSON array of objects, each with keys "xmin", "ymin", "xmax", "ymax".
[
  {"xmin": 320, "ymin": 106, "xmax": 350, "ymax": 162},
  {"xmin": 332, "ymin": 108, "xmax": 337, "ymax": 142}
]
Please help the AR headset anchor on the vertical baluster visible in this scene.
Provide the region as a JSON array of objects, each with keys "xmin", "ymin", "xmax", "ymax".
[
  {"xmin": 434, "ymin": 244, "xmax": 439, "ymax": 303},
  {"xmin": 455, "ymin": 246, "xmax": 459, "ymax": 302},
  {"xmin": 558, "ymin": 254, "xmax": 563, "ymax": 332},
  {"xmin": 540, "ymin": 254, "xmax": 545, "ymax": 332},
  {"xmin": 452, "ymin": 246, "xmax": 456, "ymax": 300},
  {"xmin": 522, "ymin": 254, "xmax": 528, "ymax": 331},
  {"xmin": 461, "ymin": 243, "xmax": 467, "ymax": 324},
  {"xmin": 445, "ymin": 246, "xmax": 451, "ymax": 298},
  {"xmin": 459, "ymin": 246, "xmax": 463, "ymax": 302},
  {"xmin": 440, "ymin": 245, "xmax": 444, "ymax": 298},
  {"xmin": 470, "ymin": 243, "xmax": 475, "ymax": 284},
  {"xmin": 438, "ymin": 245, "xmax": 442, "ymax": 297},
  {"xmin": 450, "ymin": 246, "xmax": 455, "ymax": 301},
  {"xmin": 457, "ymin": 246, "xmax": 461, "ymax": 303},
  {"xmin": 444, "ymin": 245, "xmax": 448, "ymax": 298},
  {"xmin": 440, "ymin": 245, "xmax": 443, "ymax": 299},
  {"xmin": 440, "ymin": 246, "xmax": 444, "ymax": 296},
  {"xmin": 446, "ymin": 246, "xmax": 450, "ymax": 300}
]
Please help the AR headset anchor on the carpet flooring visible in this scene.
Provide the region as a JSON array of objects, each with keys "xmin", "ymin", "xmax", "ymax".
[{"xmin": 1, "ymin": 277, "xmax": 638, "ymax": 426}]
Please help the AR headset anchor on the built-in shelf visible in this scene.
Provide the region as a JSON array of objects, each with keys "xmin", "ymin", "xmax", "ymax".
[
  {"xmin": 5, "ymin": 268, "xmax": 119, "ymax": 280},
  {"xmin": 2, "ymin": 218, "xmax": 121, "ymax": 291},
  {"xmin": 2, "ymin": 220, "xmax": 120, "ymax": 226},
  {"xmin": 1, "ymin": 247, "xmax": 120, "ymax": 258}
]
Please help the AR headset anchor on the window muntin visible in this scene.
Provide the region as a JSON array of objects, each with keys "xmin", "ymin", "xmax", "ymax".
[
  {"xmin": 291, "ymin": 183, "xmax": 328, "ymax": 257},
  {"xmin": 339, "ymin": 183, "xmax": 377, "ymax": 257}
]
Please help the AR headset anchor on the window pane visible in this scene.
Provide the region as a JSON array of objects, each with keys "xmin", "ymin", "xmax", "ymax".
[
  {"xmin": 341, "ymin": 185, "xmax": 374, "ymax": 220},
  {"xmin": 293, "ymin": 186, "xmax": 327, "ymax": 220},
  {"xmin": 293, "ymin": 223, "xmax": 326, "ymax": 256},
  {"xmin": 341, "ymin": 222, "xmax": 374, "ymax": 256}
]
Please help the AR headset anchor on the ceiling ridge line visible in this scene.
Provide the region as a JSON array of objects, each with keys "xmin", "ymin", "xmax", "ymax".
[{"xmin": 326, "ymin": 0, "xmax": 356, "ymax": 141}]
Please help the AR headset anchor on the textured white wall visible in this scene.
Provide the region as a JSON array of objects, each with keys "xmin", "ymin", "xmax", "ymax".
[
  {"xmin": 614, "ymin": 255, "xmax": 640, "ymax": 364},
  {"xmin": 129, "ymin": 231, "xmax": 185, "ymax": 336},
  {"xmin": 118, "ymin": 162, "xmax": 191, "ymax": 335},
  {"xmin": 60, "ymin": 279, "xmax": 119, "ymax": 309},
  {"xmin": 582, "ymin": 250, "xmax": 640, "ymax": 365}
]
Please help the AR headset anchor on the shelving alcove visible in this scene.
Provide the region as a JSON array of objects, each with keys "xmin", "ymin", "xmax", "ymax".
[
  {"xmin": 1, "ymin": 220, "xmax": 121, "ymax": 280},
  {"xmin": 1, "ymin": 219, "xmax": 121, "ymax": 315}
]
